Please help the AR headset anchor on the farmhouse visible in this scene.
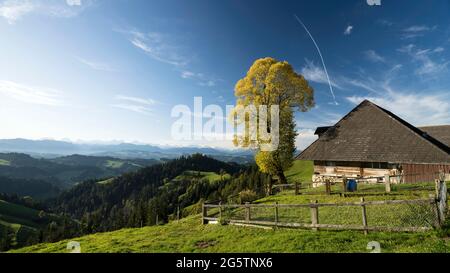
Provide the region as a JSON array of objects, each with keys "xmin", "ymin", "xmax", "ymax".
[{"xmin": 296, "ymin": 100, "xmax": 450, "ymax": 184}]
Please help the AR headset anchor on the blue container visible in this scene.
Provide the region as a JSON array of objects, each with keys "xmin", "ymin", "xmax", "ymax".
[{"xmin": 346, "ymin": 179, "xmax": 358, "ymax": 192}]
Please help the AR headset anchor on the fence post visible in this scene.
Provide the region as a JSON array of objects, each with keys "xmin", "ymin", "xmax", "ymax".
[
  {"xmin": 440, "ymin": 179, "xmax": 448, "ymax": 212},
  {"xmin": 295, "ymin": 182, "xmax": 300, "ymax": 195},
  {"xmin": 437, "ymin": 175, "xmax": 447, "ymax": 225},
  {"xmin": 361, "ymin": 197, "xmax": 368, "ymax": 235},
  {"xmin": 439, "ymin": 171, "xmax": 446, "ymax": 183},
  {"xmin": 385, "ymin": 175, "xmax": 391, "ymax": 193},
  {"xmin": 310, "ymin": 200, "xmax": 319, "ymax": 231},
  {"xmin": 430, "ymin": 194, "xmax": 442, "ymax": 228},
  {"xmin": 245, "ymin": 202, "xmax": 251, "ymax": 223},
  {"xmin": 325, "ymin": 180, "xmax": 331, "ymax": 195},
  {"xmin": 202, "ymin": 203, "xmax": 208, "ymax": 225},
  {"xmin": 219, "ymin": 201, "xmax": 223, "ymax": 220},
  {"xmin": 342, "ymin": 177, "xmax": 348, "ymax": 193},
  {"xmin": 177, "ymin": 206, "xmax": 180, "ymax": 221},
  {"xmin": 435, "ymin": 178, "xmax": 441, "ymax": 199},
  {"xmin": 275, "ymin": 202, "xmax": 279, "ymax": 226}
]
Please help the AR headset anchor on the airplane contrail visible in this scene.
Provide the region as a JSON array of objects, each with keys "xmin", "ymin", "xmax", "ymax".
[{"xmin": 294, "ymin": 14, "xmax": 338, "ymax": 105}]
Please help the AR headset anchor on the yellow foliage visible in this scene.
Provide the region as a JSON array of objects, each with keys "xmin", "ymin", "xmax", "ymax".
[
  {"xmin": 255, "ymin": 151, "xmax": 277, "ymax": 174},
  {"xmin": 234, "ymin": 57, "xmax": 314, "ymax": 110},
  {"xmin": 232, "ymin": 57, "xmax": 314, "ymax": 149}
]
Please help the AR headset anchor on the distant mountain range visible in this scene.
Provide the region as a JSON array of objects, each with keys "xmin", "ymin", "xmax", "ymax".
[{"xmin": 0, "ymin": 139, "xmax": 254, "ymax": 163}]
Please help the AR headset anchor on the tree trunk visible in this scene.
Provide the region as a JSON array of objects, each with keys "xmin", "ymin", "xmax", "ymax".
[
  {"xmin": 267, "ymin": 178, "xmax": 274, "ymax": 196},
  {"xmin": 277, "ymin": 169, "xmax": 287, "ymax": 184}
]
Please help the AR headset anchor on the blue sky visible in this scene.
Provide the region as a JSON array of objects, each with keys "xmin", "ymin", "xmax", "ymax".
[{"xmin": 0, "ymin": 0, "xmax": 449, "ymax": 150}]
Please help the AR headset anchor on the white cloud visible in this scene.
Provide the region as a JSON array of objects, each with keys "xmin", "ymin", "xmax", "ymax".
[
  {"xmin": 346, "ymin": 91, "xmax": 450, "ymax": 126},
  {"xmin": 344, "ymin": 25, "xmax": 353, "ymax": 35},
  {"xmin": 181, "ymin": 70, "xmax": 218, "ymax": 87},
  {"xmin": 296, "ymin": 129, "xmax": 317, "ymax": 151},
  {"xmin": 119, "ymin": 28, "xmax": 220, "ymax": 88},
  {"xmin": 66, "ymin": 0, "xmax": 81, "ymax": 6},
  {"xmin": 377, "ymin": 19, "xmax": 393, "ymax": 27},
  {"xmin": 397, "ymin": 44, "xmax": 415, "ymax": 54},
  {"xmin": 127, "ymin": 30, "xmax": 188, "ymax": 67},
  {"xmin": 111, "ymin": 95, "xmax": 158, "ymax": 115},
  {"xmin": 343, "ymin": 78, "xmax": 380, "ymax": 95},
  {"xmin": 0, "ymin": 0, "xmax": 89, "ymax": 24},
  {"xmin": 77, "ymin": 58, "xmax": 116, "ymax": 72},
  {"xmin": 300, "ymin": 60, "xmax": 341, "ymax": 89},
  {"xmin": 401, "ymin": 25, "xmax": 436, "ymax": 39},
  {"xmin": 114, "ymin": 95, "xmax": 157, "ymax": 106},
  {"xmin": 0, "ymin": 0, "xmax": 35, "ymax": 24},
  {"xmin": 0, "ymin": 80, "xmax": 64, "ymax": 106},
  {"xmin": 181, "ymin": 71, "xmax": 195, "ymax": 79},
  {"xmin": 111, "ymin": 104, "xmax": 153, "ymax": 115},
  {"xmin": 364, "ymin": 50, "xmax": 386, "ymax": 63},
  {"xmin": 398, "ymin": 44, "xmax": 449, "ymax": 76},
  {"xmin": 116, "ymin": 27, "xmax": 222, "ymax": 90},
  {"xmin": 403, "ymin": 25, "xmax": 432, "ymax": 33},
  {"xmin": 301, "ymin": 60, "xmax": 390, "ymax": 96}
]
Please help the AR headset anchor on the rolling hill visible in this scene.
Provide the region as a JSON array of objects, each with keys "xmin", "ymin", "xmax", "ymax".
[
  {"xmin": 0, "ymin": 197, "xmax": 75, "ymax": 251},
  {"xmin": 0, "ymin": 153, "xmax": 159, "ymax": 193},
  {"xmin": 0, "ymin": 177, "xmax": 60, "ymax": 199}
]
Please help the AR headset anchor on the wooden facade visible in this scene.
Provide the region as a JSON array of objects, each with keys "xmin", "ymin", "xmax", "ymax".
[
  {"xmin": 401, "ymin": 164, "xmax": 450, "ymax": 183},
  {"xmin": 313, "ymin": 161, "xmax": 393, "ymax": 175},
  {"xmin": 312, "ymin": 161, "xmax": 449, "ymax": 184},
  {"xmin": 312, "ymin": 161, "xmax": 398, "ymax": 185}
]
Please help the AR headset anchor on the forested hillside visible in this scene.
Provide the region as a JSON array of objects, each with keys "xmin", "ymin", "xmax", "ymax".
[
  {"xmin": 50, "ymin": 154, "xmax": 271, "ymax": 234},
  {"xmin": 0, "ymin": 177, "xmax": 60, "ymax": 199}
]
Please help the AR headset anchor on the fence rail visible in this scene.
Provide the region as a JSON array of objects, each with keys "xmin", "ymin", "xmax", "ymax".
[
  {"xmin": 202, "ymin": 180, "xmax": 448, "ymax": 233},
  {"xmin": 300, "ymin": 172, "xmax": 447, "ymax": 195}
]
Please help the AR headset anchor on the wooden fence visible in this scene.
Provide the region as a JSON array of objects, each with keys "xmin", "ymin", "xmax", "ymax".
[
  {"xmin": 202, "ymin": 180, "xmax": 448, "ymax": 234},
  {"xmin": 272, "ymin": 182, "xmax": 303, "ymax": 195},
  {"xmin": 292, "ymin": 172, "xmax": 448, "ymax": 195}
]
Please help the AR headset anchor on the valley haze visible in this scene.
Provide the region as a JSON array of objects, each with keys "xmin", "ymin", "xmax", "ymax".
[{"xmin": 0, "ymin": 138, "xmax": 254, "ymax": 161}]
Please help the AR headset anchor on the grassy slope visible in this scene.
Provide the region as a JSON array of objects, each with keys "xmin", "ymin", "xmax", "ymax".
[
  {"xmin": 0, "ymin": 199, "xmax": 68, "ymax": 248},
  {"xmin": 285, "ymin": 160, "xmax": 314, "ymax": 184},
  {"xmin": 0, "ymin": 200, "xmax": 42, "ymax": 228},
  {"xmin": 0, "ymin": 159, "xmax": 10, "ymax": 166},
  {"xmin": 11, "ymin": 214, "xmax": 449, "ymax": 253},
  {"xmin": 10, "ymin": 162, "xmax": 450, "ymax": 253},
  {"xmin": 0, "ymin": 200, "xmax": 41, "ymax": 248},
  {"xmin": 105, "ymin": 160, "xmax": 125, "ymax": 169},
  {"xmin": 174, "ymin": 171, "xmax": 231, "ymax": 183},
  {"xmin": 97, "ymin": 178, "xmax": 115, "ymax": 185}
]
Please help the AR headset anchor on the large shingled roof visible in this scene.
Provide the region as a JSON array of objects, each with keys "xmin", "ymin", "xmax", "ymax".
[
  {"xmin": 296, "ymin": 100, "xmax": 450, "ymax": 164},
  {"xmin": 419, "ymin": 125, "xmax": 450, "ymax": 147}
]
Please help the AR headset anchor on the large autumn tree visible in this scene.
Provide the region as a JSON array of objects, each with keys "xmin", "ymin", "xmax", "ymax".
[{"xmin": 233, "ymin": 57, "xmax": 314, "ymax": 185}]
